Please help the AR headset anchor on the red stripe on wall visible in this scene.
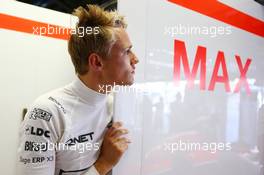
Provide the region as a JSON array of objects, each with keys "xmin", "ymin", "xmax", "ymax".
[
  {"xmin": 168, "ymin": 0, "xmax": 264, "ymax": 38},
  {"xmin": 0, "ymin": 13, "xmax": 71, "ymax": 40}
]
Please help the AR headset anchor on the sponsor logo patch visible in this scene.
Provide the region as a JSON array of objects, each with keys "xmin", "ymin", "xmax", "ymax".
[
  {"xmin": 29, "ymin": 108, "xmax": 52, "ymax": 122},
  {"xmin": 25, "ymin": 125, "xmax": 50, "ymax": 138},
  {"xmin": 65, "ymin": 132, "xmax": 94, "ymax": 146}
]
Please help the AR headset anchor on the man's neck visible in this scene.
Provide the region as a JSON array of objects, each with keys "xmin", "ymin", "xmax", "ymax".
[{"xmin": 78, "ymin": 74, "xmax": 111, "ymax": 94}]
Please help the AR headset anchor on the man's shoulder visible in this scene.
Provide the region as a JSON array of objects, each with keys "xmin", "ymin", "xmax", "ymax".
[{"xmin": 31, "ymin": 83, "xmax": 77, "ymax": 115}]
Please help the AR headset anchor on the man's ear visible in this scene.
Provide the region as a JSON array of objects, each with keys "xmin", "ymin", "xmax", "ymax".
[{"xmin": 88, "ymin": 53, "xmax": 103, "ymax": 71}]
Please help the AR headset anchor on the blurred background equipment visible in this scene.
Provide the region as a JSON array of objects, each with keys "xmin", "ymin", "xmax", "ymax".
[{"xmin": 255, "ymin": 0, "xmax": 264, "ymax": 5}]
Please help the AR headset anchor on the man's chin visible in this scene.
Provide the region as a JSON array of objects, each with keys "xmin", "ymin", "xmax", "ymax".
[
  {"xmin": 116, "ymin": 78, "xmax": 134, "ymax": 86},
  {"xmin": 116, "ymin": 81, "xmax": 134, "ymax": 86},
  {"xmin": 126, "ymin": 81, "xmax": 134, "ymax": 86}
]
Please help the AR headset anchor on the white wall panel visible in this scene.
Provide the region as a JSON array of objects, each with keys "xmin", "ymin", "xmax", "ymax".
[
  {"xmin": 115, "ymin": 0, "xmax": 264, "ymax": 174},
  {"xmin": 0, "ymin": 1, "xmax": 75, "ymax": 174}
]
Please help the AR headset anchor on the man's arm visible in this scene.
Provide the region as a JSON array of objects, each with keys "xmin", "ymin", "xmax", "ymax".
[{"xmin": 17, "ymin": 101, "xmax": 60, "ymax": 175}]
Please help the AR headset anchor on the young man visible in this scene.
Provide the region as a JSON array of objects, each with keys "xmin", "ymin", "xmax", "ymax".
[{"xmin": 17, "ymin": 5, "xmax": 138, "ymax": 175}]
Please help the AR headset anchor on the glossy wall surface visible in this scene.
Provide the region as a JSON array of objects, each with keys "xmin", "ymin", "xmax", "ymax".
[{"xmin": 114, "ymin": 0, "xmax": 264, "ymax": 174}]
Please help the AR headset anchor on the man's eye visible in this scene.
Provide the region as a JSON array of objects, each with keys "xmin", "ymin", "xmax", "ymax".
[{"xmin": 126, "ymin": 50, "xmax": 131, "ymax": 54}]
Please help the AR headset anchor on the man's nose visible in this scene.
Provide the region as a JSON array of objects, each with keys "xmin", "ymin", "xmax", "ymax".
[{"xmin": 131, "ymin": 52, "xmax": 139, "ymax": 65}]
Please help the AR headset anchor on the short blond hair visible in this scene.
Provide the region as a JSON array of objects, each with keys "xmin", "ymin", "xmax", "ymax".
[{"xmin": 68, "ymin": 5, "xmax": 127, "ymax": 75}]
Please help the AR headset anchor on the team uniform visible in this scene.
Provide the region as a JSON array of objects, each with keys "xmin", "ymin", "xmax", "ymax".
[{"xmin": 17, "ymin": 77, "xmax": 112, "ymax": 175}]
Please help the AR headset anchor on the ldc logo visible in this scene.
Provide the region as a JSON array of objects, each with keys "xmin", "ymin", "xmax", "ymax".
[{"xmin": 25, "ymin": 125, "xmax": 50, "ymax": 138}]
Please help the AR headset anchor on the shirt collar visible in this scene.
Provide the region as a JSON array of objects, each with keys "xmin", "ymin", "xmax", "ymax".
[{"xmin": 70, "ymin": 77, "xmax": 107, "ymax": 106}]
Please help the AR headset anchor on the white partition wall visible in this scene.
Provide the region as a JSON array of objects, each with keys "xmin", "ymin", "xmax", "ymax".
[
  {"xmin": 115, "ymin": 0, "xmax": 264, "ymax": 175},
  {"xmin": 0, "ymin": 1, "xmax": 75, "ymax": 174}
]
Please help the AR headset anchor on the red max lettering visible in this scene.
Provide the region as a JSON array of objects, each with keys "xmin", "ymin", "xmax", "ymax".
[
  {"xmin": 174, "ymin": 40, "xmax": 206, "ymax": 90},
  {"xmin": 234, "ymin": 55, "xmax": 252, "ymax": 94},
  {"xmin": 173, "ymin": 39, "xmax": 252, "ymax": 94},
  {"xmin": 208, "ymin": 51, "xmax": 230, "ymax": 92}
]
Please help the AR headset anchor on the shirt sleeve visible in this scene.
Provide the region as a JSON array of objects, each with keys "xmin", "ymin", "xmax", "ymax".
[
  {"xmin": 17, "ymin": 99, "xmax": 61, "ymax": 175},
  {"xmin": 83, "ymin": 166, "xmax": 100, "ymax": 175}
]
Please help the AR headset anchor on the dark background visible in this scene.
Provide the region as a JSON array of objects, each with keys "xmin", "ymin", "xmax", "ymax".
[{"xmin": 16, "ymin": 0, "xmax": 117, "ymax": 14}]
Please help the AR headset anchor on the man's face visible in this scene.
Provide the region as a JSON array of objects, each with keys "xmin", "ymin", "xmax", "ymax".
[{"xmin": 102, "ymin": 28, "xmax": 139, "ymax": 86}]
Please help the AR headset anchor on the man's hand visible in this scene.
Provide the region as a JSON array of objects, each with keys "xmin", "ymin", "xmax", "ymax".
[{"xmin": 94, "ymin": 122, "xmax": 130, "ymax": 175}]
